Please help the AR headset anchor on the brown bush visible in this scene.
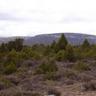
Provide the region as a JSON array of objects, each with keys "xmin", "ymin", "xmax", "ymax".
[{"xmin": 82, "ymin": 81, "xmax": 96, "ymax": 91}]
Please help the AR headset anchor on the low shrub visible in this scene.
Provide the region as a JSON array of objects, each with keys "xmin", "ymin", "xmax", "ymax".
[
  {"xmin": 63, "ymin": 69, "xmax": 77, "ymax": 79},
  {"xmin": 82, "ymin": 81, "xmax": 96, "ymax": 91},
  {"xmin": 48, "ymin": 89, "xmax": 61, "ymax": 96},
  {"xmin": 22, "ymin": 47, "xmax": 42, "ymax": 60},
  {"xmin": 73, "ymin": 61, "xmax": 90, "ymax": 72},
  {"xmin": 44, "ymin": 72, "xmax": 56, "ymax": 80},
  {"xmin": 65, "ymin": 44, "xmax": 76, "ymax": 61},
  {"xmin": 35, "ymin": 59, "xmax": 58, "ymax": 74},
  {"xmin": 55, "ymin": 50, "xmax": 65, "ymax": 61},
  {"xmin": 4, "ymin": 62, "xmax": 17, "ymax": 74}
]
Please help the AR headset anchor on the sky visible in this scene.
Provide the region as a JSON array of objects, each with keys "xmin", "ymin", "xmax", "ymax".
[{"xmin": 0, "ymin": 0, "xmax": 96, "ymax": 36}]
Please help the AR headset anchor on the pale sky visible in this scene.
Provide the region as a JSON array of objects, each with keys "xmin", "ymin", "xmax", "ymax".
[{"xmin": 0, "ymin": 0, "xmax": 96, "ymax": 36}]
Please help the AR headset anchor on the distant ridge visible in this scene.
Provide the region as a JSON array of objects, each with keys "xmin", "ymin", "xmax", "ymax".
[
  {"xmin": 24, "ymin": 33, "xmax": 96, "ymax": 45},
  {"xmin": 0, "ymin": 33, "xmax": 96, "ymax": 45}
]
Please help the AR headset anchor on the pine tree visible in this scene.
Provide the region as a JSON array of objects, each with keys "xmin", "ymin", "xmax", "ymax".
[
  {"xmin": 82, "ymin": 39, "xmax": 90, "ymax": 48},
  {"xmin": 7, "ymin": 38, "xmax": 24, "ymax": 51},
  {"xmin": 65, "ymin": 44, "xmax": 75, "ymax": 61},
  {"xmin": 0, "ymin": 43, "xmax": 8, "ymax": 52},
  {"xmin": 14, "ymin": 38, "xmax": 24, "ymax": 51},
  {"xmin": 56, "ymin": 34, "xmax": 68, "ymax": 51},
  {"xmin": 51, "ymin": 40, "xmax": 56, "ymax": 50}
]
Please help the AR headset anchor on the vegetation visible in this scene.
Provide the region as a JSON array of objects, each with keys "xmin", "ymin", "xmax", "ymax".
[
  {"xmin": 35, "ymin": 59, "xmax": 58, "ymax": 75},
  {"xmin": 82, "ymin": 81, "xmax": 96, "ymax": 91},
  {"xmin": 65, "ymin": 44, "xmax": 76, "ymax": 61},
  {"xmin": 48, "ymin": 89, "xmax": 61, "ymax": 96},
  {"xmin": 0, "ymin": 34, "xmax": 96, "ymax": 95},
  {"xmin": 73, "ymin": 61, "xmax": 90, "ymax": 72},
  {"xmin": 0, "ymin": 34, "xmax": 95, "ymax": 75},
  {"xmin": 4, "ymin": 62, "xmax": 17, "ymax": 74},
  {"xmin": 56, "ymin": 33, "xmax": 68, "ymax": 51},
  {"xmin": 55, "ymin": 50, "xmax": 65, "ymax": 61},
  {"xmin": 82, "ymin": 39, "xmax": 90, "ymax": 49}
]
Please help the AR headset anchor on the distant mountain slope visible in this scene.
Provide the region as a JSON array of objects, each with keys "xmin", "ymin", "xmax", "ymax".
[
  {"xmin": 24, "ymin": 33, "xmax": 96, "ymax": 45},
  {"xmin": 0, "ymin": 33, "xmax": 96, "ymax": 45}
]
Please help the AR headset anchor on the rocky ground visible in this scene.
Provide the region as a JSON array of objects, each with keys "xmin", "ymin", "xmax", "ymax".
[{"xmin": 0, "ymin": 59, "xmax": 96, "ymax": 96}]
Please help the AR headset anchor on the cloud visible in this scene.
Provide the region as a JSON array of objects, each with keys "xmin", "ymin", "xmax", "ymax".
[
  {"xmin": 0, "ymin": 12, "xmax": 30, "ymax": 22},
  {"xmin": 0, "ymin": 0, "xmax": 96, "ymax": 36},
  {"xmin": 59, "ymin": 14, "xmax": 96, "ymax": 24},
  {"xmin": 0, "ymin": 12, "xmax": 18, "ymax": 21}
]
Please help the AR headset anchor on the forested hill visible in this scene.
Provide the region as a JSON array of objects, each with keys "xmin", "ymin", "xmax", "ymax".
[
  {"xmin": 0, "ymin": 33, "xmax": 96, "ymax": 45},
  {"xmin": 24, "ymin": 33, "xmax": 96, "ymax": 45}
]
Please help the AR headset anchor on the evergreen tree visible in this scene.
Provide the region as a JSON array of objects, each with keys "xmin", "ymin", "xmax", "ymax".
[
  {"xmin": 51, "ymin": 40, "xmax": 57, "ymax": 52},
  {"xmin": 56, "ymin": 34, "xmax": 68, "ymax": 51},
  {"xmin": 44, "ymin": 45, "xmax": 51, "ymax": 56},
  {"xmin": 14, "ymin": 38, "xmax": 24, "ymax": 51},
  {"xmin": 7, "ymin": 41, "xmax": 15, "ymax": 51},
  {"xmin": 82, "ymin": 39, "xmax": 90, "ymax": 49},
  {"xmin": 65, "ymin": 44, "xmax": 75, "ymax": 61},
  {"xmin": 7, "ymin": 38, "xmax": 24, "ymax": 51},
  {"xmin": 0, "ymin": 43, "xmax": 8, "ymax": 52}
]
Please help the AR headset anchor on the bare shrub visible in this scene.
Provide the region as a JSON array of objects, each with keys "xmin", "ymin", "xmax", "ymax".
[{"xmin": 82, "ymin": 81, "xmax": 96, "ymax": 91}]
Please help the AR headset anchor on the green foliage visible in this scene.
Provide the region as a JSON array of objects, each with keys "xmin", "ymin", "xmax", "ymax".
[
  {"xmin": 56, "ymin": 34, "xmax": 68, "ymax": 51},
  {"xmin": 0, "ymin": 38, "xmax": 23, "ymax": 53},
  {"xmin": 63, "ymin": 69, "xmax": 76, "ymax": 78},
  {"xmin": 36, "ymin": 59, "xmax": 58, "ymax": 74},
  {"xmin": 44, "ymin": 72, "xmax": 56, "ymax": 80},
  {"xmin": 43, "ymin": 45, "xmax": 52, "ymax": 56},
  {"xmin": 22, "ymin": 47, "xmax": 42, "ymax": 60},
  {"xmin": 4, "ymin": 62, "xmax": 17, "ymax": 74},
  {"xmin": 7, "ymin": 41, "xmax": 15, "ymax": 51},
  {"xmin": 55, "ymin": 50, "xmax": 65, "ymax": 61},
  {"xmin": 0, "ymin": 77, "xmax": 12, "ymax": 88},
  {"xmin": 0, "ymin": 43, "xmax": 8, "ymax": 53},
  {"xmin": 32, "ymin": 44, "xmax": 45, "ymax": 54},
  {"xmin": 21, "ymin": 47, "xmax": 34, "ymax": 59},
  {"xmin": 14, "ymin": 38, "xmax": 24, "ymax": 51},
  {"xmin": 65, "ymin": 44, "xmax": 76, "ymax": 61},
  {"xmin": 82, "ymin": 39, "xmax": 90, "ymax": 49},
  {"xmin": 55, "ymin": 44, "xmax": 76, "ymax": 62},
  {"xmin": 50, "ymin": 40, "xmax": 56, "ymax": 50},
  {"xmin": 80, "ymin": 45, "xmax": 96, "ymax": 59},
  {"xmin": 73, "ymin": 47, "xmax": 83, "ymax": 60},
  {"xmin": 0, "ymin": 35, "xmax": 96, "ymax": 77},
  {"xmin": 73, "ymin": 61, "xmax": 90, "ymax": 72},
  {"xmin": 6, "ymin": 49, "xmax": 22, "ymax": 65},
  {"xmin": 8, "ymin": 49, "xmax": 18, "ymax": 57}
]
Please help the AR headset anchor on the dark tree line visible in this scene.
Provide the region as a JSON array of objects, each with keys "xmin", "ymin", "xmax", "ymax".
[{"xmin": 0, "ymin": 38, "xmax": 24, "ymax": 52}]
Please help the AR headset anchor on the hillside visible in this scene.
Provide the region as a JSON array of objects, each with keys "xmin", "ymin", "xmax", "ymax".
[
  {"xmin": 0, "ymin": 33, "xmax": 96, "ymax": 45},
  {"xmin": 24, "ymin": 33, "xmax": 96, "ymax": 45},
  {"xmin": 0, "ymin": 33, "xmax": 96, "ymax": 96}
]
